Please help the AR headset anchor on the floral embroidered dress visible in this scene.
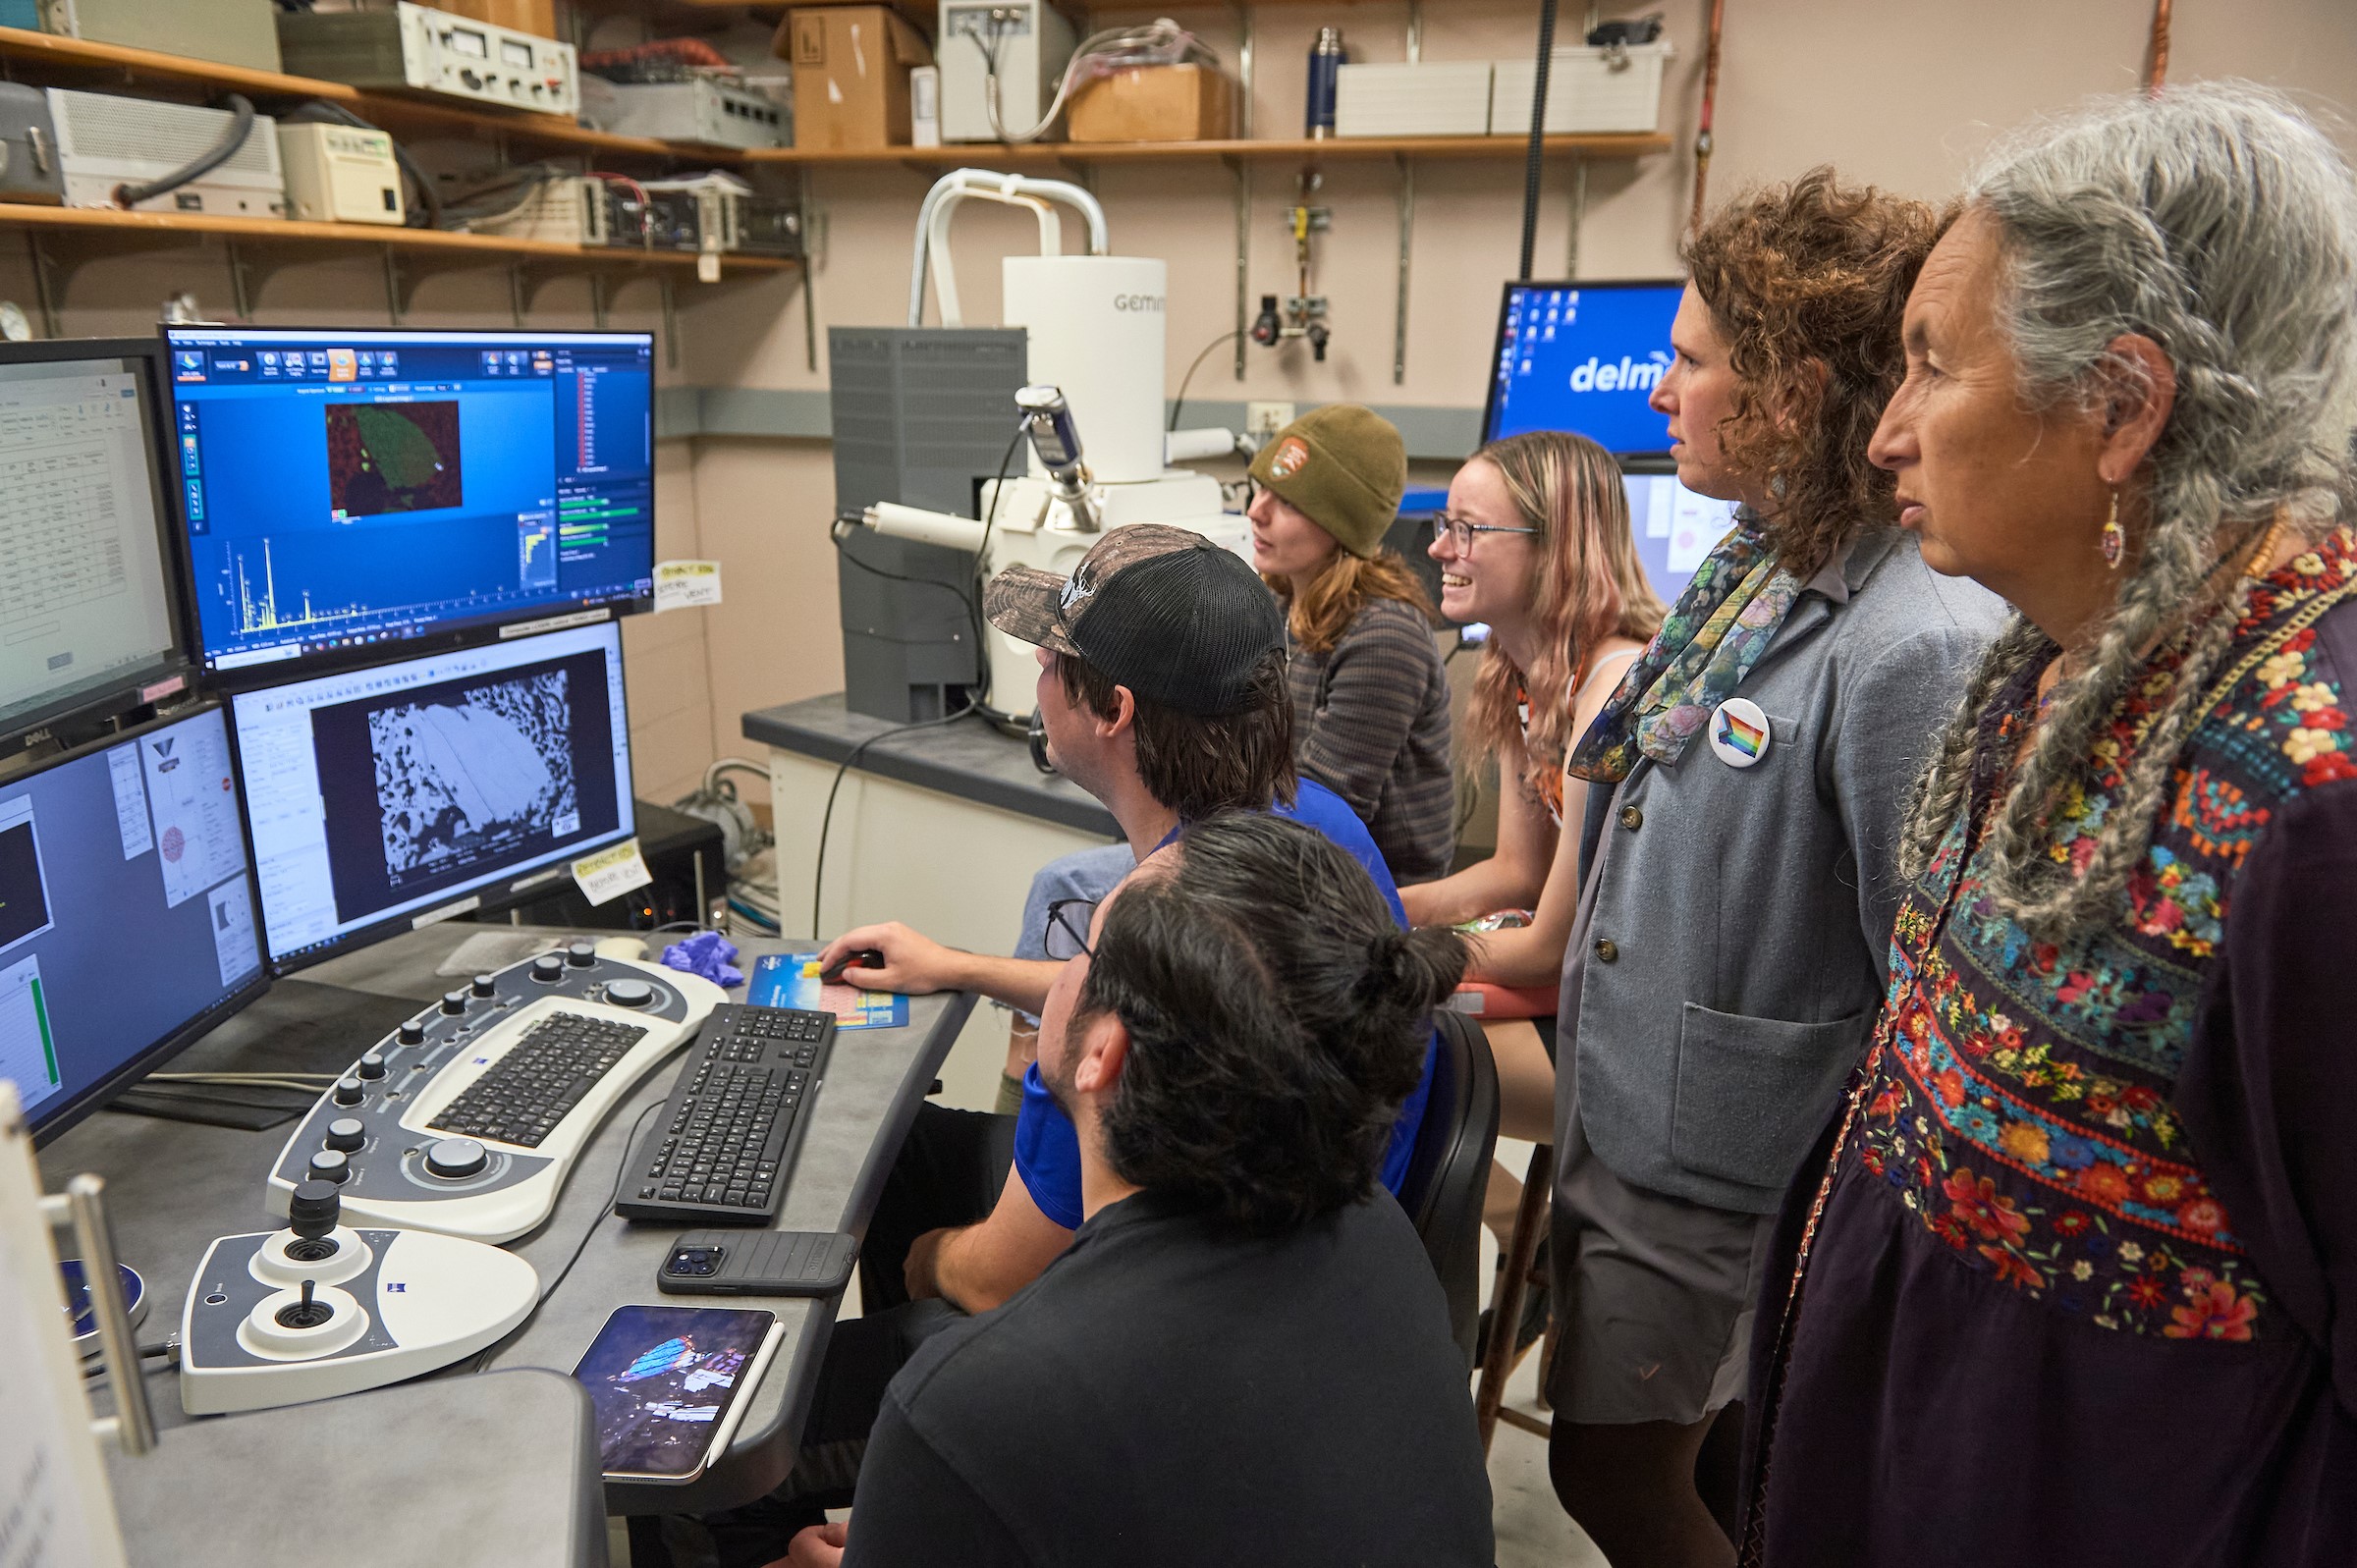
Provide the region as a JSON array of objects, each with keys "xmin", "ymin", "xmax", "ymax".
[{"xmin": 1746, "ymin": 530, "xmax": 2357, "ymax": 1567}]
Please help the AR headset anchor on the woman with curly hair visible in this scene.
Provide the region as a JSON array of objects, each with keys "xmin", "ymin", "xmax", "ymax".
[
  {"xmin": 1745, "ymin": 85, "xmax": 2357, "ymax": 1566},
  {"xmin": 1543, "ymin": 170, "xmax": 2003, "ymax": 1565}
]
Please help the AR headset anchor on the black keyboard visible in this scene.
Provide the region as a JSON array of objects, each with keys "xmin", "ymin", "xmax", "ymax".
[
  {"xmin": 612, "ymin": 1002, "xmax": 835, "ymax": 1224},
  {"xmin": 431, "ymin": 1013, "xmax": 652, "ymax": 1147}
]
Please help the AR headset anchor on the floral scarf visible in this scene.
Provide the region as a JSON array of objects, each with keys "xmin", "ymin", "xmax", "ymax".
[{"xmin": 1567, "ymin": 520, "xmax": 1807, "ymax": 784}]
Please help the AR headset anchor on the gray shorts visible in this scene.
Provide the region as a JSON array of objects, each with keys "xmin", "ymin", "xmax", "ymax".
[{"xmin": 1546, "ymin": 1057, "xmax": 1778, "ymax": 1427}]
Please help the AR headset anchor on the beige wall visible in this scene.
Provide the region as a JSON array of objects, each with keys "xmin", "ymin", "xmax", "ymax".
[
  {"xmin": 2, "ymin": 0, "xmax": 2350, "ymax": 810},
  {"xmin": 673, "ymin": 0, "xmax": 2357, "ymax": 803}
]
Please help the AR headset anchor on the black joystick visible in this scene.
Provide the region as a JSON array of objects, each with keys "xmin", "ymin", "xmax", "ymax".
[
  {"xmin": 605, "ymin": 978, "xmax": 654, "ymax": 1008},
  {"xmin": 440, "ymin": 990, "xmax": 467, "ymax": 1015},
  {"xmin": 397, "ymin": 1019, "xmax": 425, "ymax": 1046},
  {"xmin": 471, "ymin": 972, "xmax": 498, "ymax": 998},
  {"xmin": 275, "ymin": 1276, "xmax": 335, "ymax": 1330},
  {"xmin": 284, "ymin": 1178, "xmax": 343, "ymax": 1264},
  {"xmin": 289, "ymin": 1178, "xmax": 341, "ymax": 1239},
  {"xmin": 332, "ymin": 1075, "xmax": 364, "ymax": 1107},
  {"xmin": 356, "ymin": 1050, "xmax": 387, "ymax": 1080},
  {"xmin": 530, "ymin": 953, "xmax": 565, "ymax": 983},
  {"xmin": 324, "ymin": 1116, "xmax": 365, "ymax": 1152},
  {"xmin": 566, "ymin": 940, "xmax": 597, "ymax": 968},
  {"xmin": 423, "ymin": 1137, "xmax": 488, "ymax": 1179}
]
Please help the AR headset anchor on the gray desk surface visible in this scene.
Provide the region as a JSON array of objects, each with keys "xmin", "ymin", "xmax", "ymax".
[
  {"xmin": 106, "ymin": 1370, "xmax": 607, "ymax": 1568},
  {"xmin": 743, "ymin": 693, "xmax": 1120, "ymax": 838},
  {"xmin": 40, "ymin": 923, "xmax": 973, "ymax": 1519}
]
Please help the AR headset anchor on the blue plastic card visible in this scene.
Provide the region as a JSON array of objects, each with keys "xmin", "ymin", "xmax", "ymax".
[{"xmin": 747, "ymin": 953, "xmax": 910, "ymax": 1029}]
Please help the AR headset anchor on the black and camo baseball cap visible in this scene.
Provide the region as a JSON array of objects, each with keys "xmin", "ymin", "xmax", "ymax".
[{"xmin": 982, "ymin": 525, "xmax": 1285, "ymax": 716}]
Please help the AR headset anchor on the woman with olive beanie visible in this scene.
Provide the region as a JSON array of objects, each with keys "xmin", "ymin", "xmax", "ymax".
[{"xmin": 1249, "ymin": 404, "xmax": 1455, "ymax": 883}]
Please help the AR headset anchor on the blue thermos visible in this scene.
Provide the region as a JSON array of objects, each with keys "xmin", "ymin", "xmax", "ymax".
[{"xmin": 1306, "ymin": 27, "xmax": 1343, "ymax": 138}]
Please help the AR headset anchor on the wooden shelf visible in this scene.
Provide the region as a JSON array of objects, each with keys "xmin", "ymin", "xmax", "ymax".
[
  {"xmin": 0, "ymin": 27, "xmax": 749, "ymax": 163},
  {"xmin": 742, "ymin": 131, "xmax": 1670, "ymax": 167},
  {"xmin": 0, "ymin": 201, "xmax": 793, "ymax": 273}
]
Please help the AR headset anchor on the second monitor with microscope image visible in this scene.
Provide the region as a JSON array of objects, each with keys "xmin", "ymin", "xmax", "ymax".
[{"xmin": 229, "ymin": 620, "xmax": 635, "ymax": 972}]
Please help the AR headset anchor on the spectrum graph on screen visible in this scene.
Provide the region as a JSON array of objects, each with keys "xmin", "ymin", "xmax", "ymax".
[{"xmin": 165, "ymin": 329, "xmax": 655, "ymax": 674}]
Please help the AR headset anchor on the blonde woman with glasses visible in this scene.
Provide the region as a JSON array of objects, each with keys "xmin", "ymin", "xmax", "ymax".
[{"xmin": 1401, "ymin": 430, "xmax": 1665, "ymax": 1240}]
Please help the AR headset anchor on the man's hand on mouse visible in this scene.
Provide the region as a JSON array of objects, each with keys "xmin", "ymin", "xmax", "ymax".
[{"xmin": 815, "ymin": 923, "xmax": 961, "ymax": 996}]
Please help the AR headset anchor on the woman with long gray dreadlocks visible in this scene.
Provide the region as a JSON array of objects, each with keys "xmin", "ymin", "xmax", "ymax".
[{"xmin": 1745, "ymin": 83, "xmax": 2357, "ymax": 1565}]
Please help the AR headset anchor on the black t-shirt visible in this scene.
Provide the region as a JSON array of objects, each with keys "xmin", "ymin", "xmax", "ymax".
[{"xmin": 840, "ymin": 1189, "xmax": 1495, "ymax": 1567}]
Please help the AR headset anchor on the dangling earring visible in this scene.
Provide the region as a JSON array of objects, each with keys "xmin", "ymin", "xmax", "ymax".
[{"xmin": 2099, "ymin": 489, "xmax": 2124, "ymax": 569}]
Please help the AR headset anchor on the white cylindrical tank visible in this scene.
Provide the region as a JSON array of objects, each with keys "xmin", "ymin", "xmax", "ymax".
[{"xmin": 1002, "ymin": 255, "xmax": 1167, "ymax": 485}]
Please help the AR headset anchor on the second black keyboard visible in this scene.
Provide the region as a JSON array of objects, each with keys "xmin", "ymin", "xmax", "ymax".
[{"xmin": 612, "ymin": 1002, "xmax": 835, "ymax": 1224}]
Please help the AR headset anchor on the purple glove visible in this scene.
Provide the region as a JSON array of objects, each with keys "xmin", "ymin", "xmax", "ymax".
[{"xmin": 661, "ymin": 930, "xmax": 743, "ymax": 990}]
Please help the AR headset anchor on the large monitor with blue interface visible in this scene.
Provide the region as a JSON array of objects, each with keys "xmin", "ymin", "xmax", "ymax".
[
  {"xmin": 0, "ymin": 339, "xmax": 192, "ymax": 752},
  {"xmin": 230, "ymin": 620, "xmax": 634, "ymax": 972},
  {"xmin": 1483, "ymin": 280, "xmax": 1684, "ymax": 456},
  {"xmin": 6, "ymin": 704, "xmax": 268, "ymax": 1144},
  {"xmin": 163, "ymin": 326, "xmax": 656, "ymax": 677}
]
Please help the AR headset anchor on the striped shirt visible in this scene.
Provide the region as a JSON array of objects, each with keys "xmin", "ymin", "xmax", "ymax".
[{"xmin": 1286, "ymin": 595, "xmax": 1455, "ymax": 884}]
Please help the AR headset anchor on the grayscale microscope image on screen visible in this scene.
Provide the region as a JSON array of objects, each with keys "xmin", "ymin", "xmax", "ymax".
[
  {"xmin": 369, "ymin": 664, "xmax": 581, "ymax": 886},
  {"xmin": 233, "ymin": 621, "xmax": 634, "ymax": 970}
]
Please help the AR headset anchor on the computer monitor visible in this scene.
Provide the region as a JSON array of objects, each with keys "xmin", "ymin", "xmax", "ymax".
[
  {"xmin": 1619, "ymin": 456, "xmax": 1739, "ymax": 606},
  {"xmin": 162, "ymin": 326, "xmax": 656, "ymax": 677},
  {"xmin": 1483, "ymin": 280, "xmax": 1684, "ymax": 455},
  {"xmin": 231, "ymin": 620, "xmax": 635, "ymax": 972},
  {"xmin": 0, "ymin": 339, "xmax": 192, "ymax": 751},
  {"xmin": 4, "ymin": 704, "xmax": 269, "ymax": 1145}
]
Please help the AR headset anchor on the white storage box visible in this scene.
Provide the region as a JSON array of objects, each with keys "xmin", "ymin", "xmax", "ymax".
[
  {"xmin": 1492, "ymin": 41, "xmax": 1671, "ymax": 135},
  {"xmin": 1335, "ymin": 61, "xmax": 1494, "ymax": 137}
]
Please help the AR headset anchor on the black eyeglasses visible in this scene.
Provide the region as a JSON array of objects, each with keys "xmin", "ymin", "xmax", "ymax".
[
  {"xmin": 1044, "ymin": 897, "xmax": 1097, "ymax": 962},
  {"xmin": 1430, "ymin": 514, "xmax": 1539, "ymax": 553}
]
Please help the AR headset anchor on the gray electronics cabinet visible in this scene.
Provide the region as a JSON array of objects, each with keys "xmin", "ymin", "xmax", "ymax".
[
  {"xmin": 42, "ymin": 0, "xmax": 284, "ymax": 76},
  {"xmin": 828, "ymin": 326, "xmax": 1026, "ymax": 724}
]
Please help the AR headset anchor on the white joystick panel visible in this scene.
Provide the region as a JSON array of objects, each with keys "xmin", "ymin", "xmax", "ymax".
[{"xmin": 182, "ymin": 1226, "xmax": 537, "ymax": 1415}]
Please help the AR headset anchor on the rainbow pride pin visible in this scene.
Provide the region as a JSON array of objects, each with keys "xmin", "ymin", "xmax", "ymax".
[{"xmin": 1709, "ymin": 697, "xmax": 1771, "ymax": 769}]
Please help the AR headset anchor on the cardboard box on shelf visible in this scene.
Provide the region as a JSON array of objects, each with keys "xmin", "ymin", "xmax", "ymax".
[
  {"xmin": 774, "ymin": 0, "xmax": 933, "ymax": 29},
  {"xmin": 436, "ymin": 0, "xmax": 558, "ymax": 42},
  {"xmin": 1067, "ymin": 63, "xmax": 1233, "ymax": 143},
  {"xmin": 777, "ymin": 6, "xmax": 933, "ymax": 150}
]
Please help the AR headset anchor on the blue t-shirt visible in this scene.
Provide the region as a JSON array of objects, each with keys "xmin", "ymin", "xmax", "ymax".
[{"xmin": 1012, "ymin": 779, "xmax": 1440, "ymax": 1231}]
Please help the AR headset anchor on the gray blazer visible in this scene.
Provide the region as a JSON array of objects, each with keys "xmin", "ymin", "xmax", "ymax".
[{"xmin": 1556, "ymin": 529, "xmax": 2004, "ymax": 1215}]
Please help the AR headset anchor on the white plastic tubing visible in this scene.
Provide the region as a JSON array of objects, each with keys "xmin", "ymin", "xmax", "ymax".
[{"xmin": 905, "ymin": 168, "xmax": 1111, "ymax": 328}]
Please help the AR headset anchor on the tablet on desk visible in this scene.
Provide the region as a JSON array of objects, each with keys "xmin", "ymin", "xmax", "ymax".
[{"xmin": 573, "ymin": 1305, "xmax": 784, "ymax": 1485}]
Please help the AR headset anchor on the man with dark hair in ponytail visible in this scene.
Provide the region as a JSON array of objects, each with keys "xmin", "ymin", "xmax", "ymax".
[
  {"xmin": 704, "ymin": 527, "xmax": 1453, "ymax": 1568},
  {"xmin": 779, "ymin": 814, "xmax": 1494, "ymax": 1568}
]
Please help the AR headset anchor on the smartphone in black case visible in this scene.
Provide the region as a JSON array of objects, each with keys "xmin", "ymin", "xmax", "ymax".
[{"xmin": 658, "ymin": 1230, "xmax": 860, "ymax": 1296}]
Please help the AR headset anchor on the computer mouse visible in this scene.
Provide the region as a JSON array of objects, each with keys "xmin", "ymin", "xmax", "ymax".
[{"xmin": 821, "ymin": 948, "xmax": 885, "ymax": 985}]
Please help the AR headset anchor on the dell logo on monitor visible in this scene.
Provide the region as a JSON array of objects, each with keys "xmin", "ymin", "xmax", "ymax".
[{"xmin": 1568, "ymin": 351, "xmax": 1672, "ymax": 394}]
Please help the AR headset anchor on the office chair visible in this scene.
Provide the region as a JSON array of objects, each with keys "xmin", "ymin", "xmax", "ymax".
[{"xmin": 1397, "ymin": 1008, "xmax": 1501, "ymax": 1371}]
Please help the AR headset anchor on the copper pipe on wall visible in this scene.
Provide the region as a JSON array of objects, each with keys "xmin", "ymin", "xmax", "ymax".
[
  {"xmin": 2146, "ymin": 0, "xmax": 2174, "ymax": 95},
  {"xmin": 1690, "ymin": 0, "xmax": 1728, "ymax": 235}
]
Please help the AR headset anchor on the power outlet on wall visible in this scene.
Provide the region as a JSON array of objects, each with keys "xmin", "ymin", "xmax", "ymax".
[{"xmin": 1245, "ymin": 402, "xmax": 1295, "ymax": 441}]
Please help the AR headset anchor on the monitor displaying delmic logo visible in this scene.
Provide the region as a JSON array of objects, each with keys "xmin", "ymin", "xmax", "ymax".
[
  {"xmin": 164, "ymin": 329, "xmax": 656, "ymax": 675},
  {"xmin": 232, "ymin": 621, "xmax": 634, "ymax": 971},
  {"xmin": 1484, "ymin": 281, "xmax": 1684, "ymax": 455}
]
